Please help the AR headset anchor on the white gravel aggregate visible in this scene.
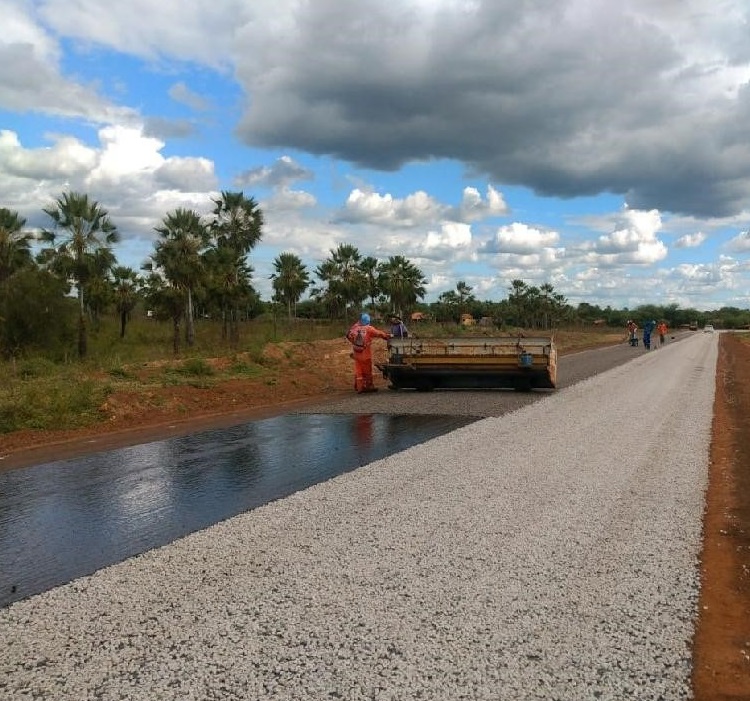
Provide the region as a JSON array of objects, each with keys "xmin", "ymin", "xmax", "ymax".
[{"xmin": 1, "ymin": 334, "xmax": 718, "ymax": 700}]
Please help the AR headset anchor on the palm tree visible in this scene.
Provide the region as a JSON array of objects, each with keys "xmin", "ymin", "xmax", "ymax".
[
  {"xmin": 378, "ymin": 255, "xmax": 426, "ymax": 317},
  {"xmin": 271, "ymin": 252, "xmax": 310, "ymax": 319},
  {"xmin": 508, "ymin": 279, "xmax": 529, "ymax": 328},
  {"xmin": 142, "ymin": 270, "xmax": 185, "ymax": 355},
  {"xmin": 151, "ymin": 208, "xmax": 208, "ymax": 348},
  {"xmin": 208, "ymin": 191, "xmax": 263, "ymax": 345},
  {"xmin": 84, "ymin": 247, "xmax": 117, "ymax": 330},
  {"xmin": 112, "ymin": 266, "xmax": 141, "ymax": 338},
  {"xmin": 538, "ymin": 282, "xmax": 556, "ymax": 329},
  {"xmin": 0, "ymin": 208, "xmax": 33, "ymax": 283},
  {"xmin": 317, "ymin": 243, "xmax": 367, "ymax": 318},
  {"xmin": 40, "ymin": 191, "xmax": 119, "ymax": 358},
  {"xmin": 312, "ymin": 259, "xmax": 345, "ymax": 319},
  {"xmin": 551, "ymin": 290, "xmax": 570, "ymax": 326},
  {"xmin": 360, "ymin": 256, "xmax": 380, "ymax": 308}
]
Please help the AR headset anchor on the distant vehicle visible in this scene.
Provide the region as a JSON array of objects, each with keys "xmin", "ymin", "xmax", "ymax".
[{"xmin": 704, "ymin": 324, "xmax": 714, "ymax": 333}]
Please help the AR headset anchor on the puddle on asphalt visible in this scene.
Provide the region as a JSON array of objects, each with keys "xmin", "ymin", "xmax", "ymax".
[{"xmin": 0, "ymin": 413, "xmax": 474, "ymax": 607}]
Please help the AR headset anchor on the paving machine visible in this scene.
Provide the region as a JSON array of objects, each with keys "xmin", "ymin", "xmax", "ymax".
[{"xmin": 376, "ymin": 335, "xmax": 557, "ymax": 391}]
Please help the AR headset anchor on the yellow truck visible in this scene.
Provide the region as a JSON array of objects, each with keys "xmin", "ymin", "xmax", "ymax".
[{"xmin": 376, "ymin": 335, "xmax": 557, "ymax": 391}]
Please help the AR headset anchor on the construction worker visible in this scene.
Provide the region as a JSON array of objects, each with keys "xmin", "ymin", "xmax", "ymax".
[
  {"xmin": 643, "ymin": 319, "xmax": 656, "ymax": 350},
  {"xmin": 346, "ymin": 313, "xmax": 391, "ymax": 393},
  {"xmin": 657, "ymin": 320, "xmax": 668, "ymax": 346},
  {"xmin": 389, "ymin": 314, "xmax": 409, "ymax": 338},
  {"xmin": 626, "ymin": 320, "xmax": 638, "ymax": 346}
]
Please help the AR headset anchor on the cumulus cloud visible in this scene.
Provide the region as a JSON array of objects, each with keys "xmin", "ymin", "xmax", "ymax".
[
  {"xmin": 726, "ymin": 230, "xmax": 750, "ymax": 253},
  {"xmin": 154, "ymin": 157, "xmax": 216, "ymax": 192},
  {"xmin": 586, "ymin": 207, "xmax": 668, "ymax": 266},
  {"xmin": 338, "ymin": 188, "xmax": 447, "ymax": 227},
  {"xmin": 674, "ymin": 232, "xmax": 707, "ymax": 248},
  {"xmin": 0, "ymin": 0, "xmax": 135, "ymax": 122},
  {"xmin": 237, "ymin": 156, "xmax": 314, "ymax": 190},
  {"xmin": 455, "ymin": 185, "xmax": 508, "ymax": 222},
  {"xmin": 266, "ymin": 188, "xmax": 317, "ymax": 211},
  {"xmin": 336, "ymin": 183, "xmax": 504, "ymax": 230},
  {"xmin": 480, "ymin": 222, "xmax": 560, "ymax": 255},
  {"xmin": 422, "ymin": 222, "xmax": 472, "ymax": 256},
  {"xmin": 670, "ymin": 262, "xmax": 727, "ymax": 289},
  {"xmin": 235, "ymin": 156, "xmax": 317, "ymax": 218},
  {"xmin": 491, "ymin": 248, "xmax": 566, "ymax": 270},
  {"xmin": 37, "ymin": 0, "xmax": 246, "ymax": 66},
  {"xmin": 0, "ymin": 129, "xmax": 97, "ymax": 179},
  {"xmin": 0, "ymin": 126, "xmax": 218, "ymax": 245}
]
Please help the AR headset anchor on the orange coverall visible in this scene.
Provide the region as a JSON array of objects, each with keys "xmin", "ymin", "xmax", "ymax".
[
  {"xmin": 657, "ymin": 322, "xmax": 668, "ymax": 345},
  {"xmin": 346, "ymin": 321, "xmax": 390, "ymax": 392}
]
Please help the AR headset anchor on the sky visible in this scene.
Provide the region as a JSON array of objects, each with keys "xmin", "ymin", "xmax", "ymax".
[{"xmin": 2, "ymin": 0, "xmax": 750, "ymax": 311}]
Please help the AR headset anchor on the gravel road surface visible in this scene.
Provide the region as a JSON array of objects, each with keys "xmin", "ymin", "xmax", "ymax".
[{"xmin": 0, "ymin": 333, "xmax": 717, "ymax": 700}]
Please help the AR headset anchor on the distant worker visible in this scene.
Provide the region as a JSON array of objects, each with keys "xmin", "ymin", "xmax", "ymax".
[
  {"xmin": 389, "ymin": 314, "xmax": 409, "ymax": 339},
  {"xmin": 657, "ymin": 321, "xmax": 668, "ymax": 347},
  {"xmin": 346, "ymin": 313, "xmax": 391, "ymax": 393},
  {"xmin": 626, "ymin": 320, "xmax": 638, "ymax": 347},
  {"xmin": 643, "ymin": 319, "xmax": 656, "ymax": 350}
]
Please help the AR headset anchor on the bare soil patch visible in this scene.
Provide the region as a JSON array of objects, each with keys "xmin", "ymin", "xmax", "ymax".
[{"xmin": 692, "ymin": 333, "xmax": 750, "ymax": 699}]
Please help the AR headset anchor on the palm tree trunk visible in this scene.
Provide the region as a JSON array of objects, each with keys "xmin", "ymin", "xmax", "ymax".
[
  {"xmin": 186, "ymin": 287, "xmax": 195, "ymax": 346},
  {"xmin": 120, "ymin": 311, "xmax": 127, "ymax": 338},
  {"xmin": 172, "ymin": 317, "xmax": 180, "ymax": 355},
  {"xmin": 77, "ymin": 286, "xmax": 87, "ymax": 359},
  {"xmin": 230, "ymin": 308, "xmax": 240, "ymax": 348}
]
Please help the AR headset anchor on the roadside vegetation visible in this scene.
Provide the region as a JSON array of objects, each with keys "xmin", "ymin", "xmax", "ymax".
[
  {"xmin": 0, "ymin": 315, "xmax": 337, "ymax": 434},
  {"xmin": 0, "ymin": 312, "xmax": 623, "ymax": 436}
]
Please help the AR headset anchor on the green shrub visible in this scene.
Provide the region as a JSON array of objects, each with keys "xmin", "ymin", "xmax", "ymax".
[
  {"xmin": 0, "ymin": 269, "xmax": 75, "ymax": 359},
  {"xmin": 108, "ymin": 366, "xmax": 131, "ymax": 379},
  {"xmin": 0, "ymin": 377, "xmax": 110, "ymax": 433},
  {"xmin": 230, "ymin": 361, "xmax": 263, "ymax": 378},
  {"xmin": 177, "ymin": 358, "xmax": 214, "ymax": 376},
  {"xmin": 16, "ymin": 357, "xmax": 59, "ymax": 379}
]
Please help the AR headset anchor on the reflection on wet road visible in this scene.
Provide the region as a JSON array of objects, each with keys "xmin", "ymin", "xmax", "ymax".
[{"xmin": 0, "ymin": 413, "xmax": 473, "ymax": 607}]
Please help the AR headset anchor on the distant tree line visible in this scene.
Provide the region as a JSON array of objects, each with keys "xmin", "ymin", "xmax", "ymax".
[{"xmin": 1, "ymin": 191, "xmax": 748, "ymax": 360}]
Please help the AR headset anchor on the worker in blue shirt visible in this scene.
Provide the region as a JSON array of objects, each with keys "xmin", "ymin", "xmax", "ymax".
[{"xmin": 643, "ymin": 319, "xmax": 656, "ymax": 350}]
